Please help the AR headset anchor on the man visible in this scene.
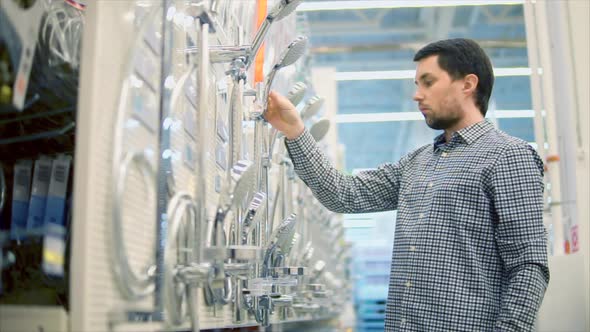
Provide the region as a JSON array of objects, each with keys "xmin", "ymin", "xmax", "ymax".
[{"xmin": 265, "ymin": 38, "xmax": 549, "ymax": 331}]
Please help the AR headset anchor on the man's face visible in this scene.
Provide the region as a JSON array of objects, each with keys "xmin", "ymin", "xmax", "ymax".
[{"xmin": 413, "ymin": 55, "xmax": 465, "ymax": 130}]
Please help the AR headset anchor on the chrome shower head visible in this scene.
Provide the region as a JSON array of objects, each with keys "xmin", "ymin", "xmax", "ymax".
[
  {"xmin": 264, "ymin": 36, "xmax": 308, "ymax": 107},
  {"xmin": 270, "ymin": 213, "xmax": 297, "ymax": 253},
  {"xmin": 210, "ymin": 160, "xmax": 256, "ymax": 247},
  {"xmin": 240, "ymin": 191, "xmax": 267, "ymax": 245},
  {"xmin": 228, "ymin": 160, "xmax": 256, "ymax": 206},
  {"xmin": 275, "ymin": 35, "xmax": 308, "ymax": 69},
  {"xmin": 300, "ymin": 95, "xmax": 324, "ymax": 122},
  {"xmin": 246, "ymin": 0, "xmax": 302, "ymax": 68},
  {"xmin": 287, "ymin": 82, "xmax": 307, "ymax": 106},
  {"xmin": 249, "ymin": 0, "xmax": 305, "ymax": 69},
  {"xmin": 302, "ymin": 241, "xmax": 314, "ymax": 262},
  {"xmin": 309, "ymin": 118, "xmax": 331, "ymax": 142},
  {"xmin": 242, "ymin": 191, "xmax": 267, "ymax": 235},
  {"xmin": 287, "ymin": 232, "xmax": 301, "ymax": 259}
]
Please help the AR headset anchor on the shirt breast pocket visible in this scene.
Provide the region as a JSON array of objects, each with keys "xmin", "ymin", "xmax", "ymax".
[
  {"xmin": 433, "ymin": 169, "xmax": 487, "ymax": 217},
  {"xmin": 432, "ymin": 168, "xmax": 495, "ymax": 247}
]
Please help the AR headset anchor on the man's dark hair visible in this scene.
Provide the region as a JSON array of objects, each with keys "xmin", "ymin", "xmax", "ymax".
[{"xmin": 413, "ymin": 38, "xmax": 494, "ymax": 116}]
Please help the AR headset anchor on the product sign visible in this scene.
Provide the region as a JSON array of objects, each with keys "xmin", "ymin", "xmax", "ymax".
[{"xmin": 571, "ymin": 224, "xmax": 579, "ymax": 253}]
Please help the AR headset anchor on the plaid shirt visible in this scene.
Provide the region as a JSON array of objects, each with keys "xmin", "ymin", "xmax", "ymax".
[{"xmin": 286, "ymin": 120, "xmax": 549, "ymax": 331}]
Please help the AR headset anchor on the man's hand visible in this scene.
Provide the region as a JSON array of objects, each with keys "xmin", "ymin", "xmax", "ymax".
[{"xmin": 264, "ymin": 91, "xmax": 305, "ymax": 140}]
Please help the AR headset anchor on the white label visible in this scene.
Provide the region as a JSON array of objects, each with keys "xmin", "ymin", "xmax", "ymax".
[
  {"xmin": 12, "ymin": 160, "xmax": 32, "ymax": 201},
  {"xmin": 48, "ymin": 156, "xmax": 71, "ymax": 198},
  {"xmin": 31, "ymin": 158, "xmax": 52, "ymax": 196},
  {"xmin": 43, "ymin": 234, "xmax": 65, "ymax": 276}
]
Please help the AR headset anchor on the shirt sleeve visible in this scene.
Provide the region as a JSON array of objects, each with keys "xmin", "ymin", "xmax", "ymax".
[
  {"xmin": 285, "ymin": 129, "xmax": 404, "ymax": 214},
  {"xmin": 491, "ymin": 143, "xmax": 550, "ymax": 331}
]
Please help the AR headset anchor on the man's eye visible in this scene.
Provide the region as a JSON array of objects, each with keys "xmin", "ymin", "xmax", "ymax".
[{"xmin": 423, "ymin": 80, "xmax": 433, "ymax": 87}]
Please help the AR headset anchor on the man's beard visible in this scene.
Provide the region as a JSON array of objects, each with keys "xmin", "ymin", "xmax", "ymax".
[{"xmin": 424, "ymin": 113, "xmax": 461, "ymax": 130}]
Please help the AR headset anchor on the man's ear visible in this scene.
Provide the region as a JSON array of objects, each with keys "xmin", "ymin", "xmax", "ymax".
[{"xmin": 463, "ymin": 74, "xmax": 479, "ymax": 97}]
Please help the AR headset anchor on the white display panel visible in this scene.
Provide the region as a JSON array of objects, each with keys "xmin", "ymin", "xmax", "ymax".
[
  {"xmin": 71, "ymin": 2, "xmax": 162, "ymax": 331},
  {"xmin": 67, "ymin": 1, "xmax": 352, "ymax": 331}
]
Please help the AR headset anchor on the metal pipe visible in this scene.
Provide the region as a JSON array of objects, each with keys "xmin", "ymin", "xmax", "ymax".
[
  {"xmin": 197, "ymin": 21, "xmax": 210, "ymax": 260},
  {"xmin": 249, "ymin": 0, "xmax": 304, "ymax": 68},
  {"xmin": 208, "ymin": 45, "xmax": 251, "ymax": 63},
  {"xmin": 524, "ymin": 1, "xmax": 565, "ymax": 255}
]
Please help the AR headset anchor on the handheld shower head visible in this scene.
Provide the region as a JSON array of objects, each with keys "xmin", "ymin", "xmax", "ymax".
[
  {"xmin": 241, "ymin": 191, "xmax": 267, "ymax": 244},
  {"xmin": 208, "ymin": 160, "xmax": 256, "ymax": 247},
  {"xmin": 287, "ymin": 232, "xmax": 301, "ymax": 262},
  {"xmin": 269, "ymin": 213, "xmax": 297, "ymax": 253},
  {"xmin": 277, "ymin": 35, "xmax": 308, "ymax": 68},
  {"xmin": 287, "ymin": 82, "xmax": 307, "ymax": 106},
  {"xmin": 309, "ymin": 118, "xmax": 331, "ymax": 142},
  {"xmin": 300, "ymin": 95, "xmax": 324, "ymax": 122},
  {"xmin": 227, "ymin": 160, "xmax": 257, "ymax": 208},
  {"xmin": 300, "ymin": 241, "xmax": 314, "ymax": 264},
  {"xmin": 249, "ymin": 0, "xmax": 305, "ymax": 67},
  {"xmin": 265, "ymin": 36, "xmax": 308, "ymax": 97}
]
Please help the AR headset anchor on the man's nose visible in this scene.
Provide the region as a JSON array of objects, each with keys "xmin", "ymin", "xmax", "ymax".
[{"xmin": 413, "ymin": 89, "xmax": 423, "ymax": 102}]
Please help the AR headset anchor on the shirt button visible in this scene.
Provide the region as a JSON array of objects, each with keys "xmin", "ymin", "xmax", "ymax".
[
  {"xmin": 428, "ymin": 182, "xmax": 433, "ymax": 188},
  {"xmin": 410, "ymin": 246, "xmax": 416, "ymax": 251},
  {"xmin": 401, "ymin": 318, "xmax": 407, "ymax": 324},
  {"xmin": 441, "ymin": 152, "xmax": 449, "ymax": 157},
  {"xmin": 419, "ymin": 213, "xmax": 425, "ymax": 218},
  {"xmin": 405, "ymin": 281, "xmax": 412, "ymax": 288}
]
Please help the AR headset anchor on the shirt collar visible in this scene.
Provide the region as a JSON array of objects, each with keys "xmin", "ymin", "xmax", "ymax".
[{"xmin": 433, "ymin": 120, "xmax": 495, "ymax": 148}]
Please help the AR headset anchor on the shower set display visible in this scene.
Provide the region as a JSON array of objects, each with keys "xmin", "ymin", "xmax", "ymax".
[{"xmin": 0, "ymin": 0, "xmax": 352, "ymax": 331}]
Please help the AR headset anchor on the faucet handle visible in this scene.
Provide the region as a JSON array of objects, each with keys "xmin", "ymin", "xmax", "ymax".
[
  {"xmin": 224, "ymin": 262, "xmax": 253, "ymax": 278},
  {"xmin": 176, "ymin": 263, "xmax": 213, "ymax": 286}
]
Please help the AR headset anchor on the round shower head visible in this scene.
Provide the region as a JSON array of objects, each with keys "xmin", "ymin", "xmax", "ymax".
[
  {"xmin": 272, "ymin": 213, "xmax": 298, "ymax": 252},
  {"xmin": 263, "ymin": 36, "xmax": 308, "ymax": 110},
  {"xmin": 275, "ymin": 35, "xmax": 308, "ymax": 69},
  {"xmin": 300, "ymin": 95, "xmax": 324, "ymax": 121},
  {"xmin": 309, "ymin": 118, "xmax": 331, "ymax": 142},
  {"xmin": 287, "ymin": 82, "xmax": 307, "ymax": 106},
  {"xmin": 228, "ymin": 160, "xmax": 257, "ymax": 206}
]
